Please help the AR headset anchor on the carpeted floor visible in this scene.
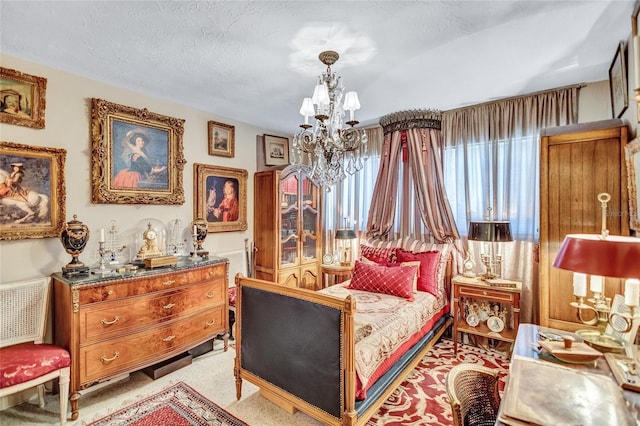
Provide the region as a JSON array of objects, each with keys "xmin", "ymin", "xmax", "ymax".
[{"xmin": 0, "ymin": 338, "xmax": 510, "ymax": 425}]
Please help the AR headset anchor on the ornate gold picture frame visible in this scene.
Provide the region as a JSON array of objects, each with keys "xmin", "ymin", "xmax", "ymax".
[
  {"xmin": 208, "ymin": 120, "xmax": 235, "ymax": 158},
  {"xmin": 625, "ymin": 137, "xmax": 640, "ymax": 232},
  {"xmin": 91, "ymin": 98, "xmax": 186, "ymax": 205},
  {"xmin": 0, "ymin": 141, "xmax": 66, "ymax": 240},
  {"xmin": 0, "ymin": 67, "xmax": 47, "ymax": 129},
  {"xmin": 193, "ymin": 163, "xmax": 248, "ymax": 233}
]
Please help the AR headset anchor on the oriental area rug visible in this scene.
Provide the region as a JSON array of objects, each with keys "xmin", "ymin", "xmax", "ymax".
[
  {"xmin": 367, "ymin": 339, "xmax": 510, "ymax": 426},
  {"xmin": 87, "ymin": 382, "xmax": 249, "ymax": 426}
]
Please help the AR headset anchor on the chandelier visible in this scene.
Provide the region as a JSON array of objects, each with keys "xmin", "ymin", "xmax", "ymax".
[{"xmin": 290, "ymin": 51, "xmax": 368, "ymax": 189}]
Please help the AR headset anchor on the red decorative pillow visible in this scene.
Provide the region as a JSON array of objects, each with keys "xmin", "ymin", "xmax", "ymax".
[
  {"xmin": 386, "ymin": 260, "xmax": 421, "ymax": 291},
  {"xmin": 347, "ymin": 260, "xmax": 417, "ymax": 300},
  {"xmin": 360, "ymin": 245, "xmax": 397, "ymax": 264},
  {"xmin": 396, "ymin": 249, "xmax": 441, "ymax": 296}
]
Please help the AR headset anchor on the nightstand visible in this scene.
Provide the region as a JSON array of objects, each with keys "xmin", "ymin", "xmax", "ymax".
[
  {"xmin": 321, "ymin": 263, "xmax": 354, "ymax": 288},
  {"xmin": 452, "ymin": 275, "xmax": 522, "ymax": 354}
]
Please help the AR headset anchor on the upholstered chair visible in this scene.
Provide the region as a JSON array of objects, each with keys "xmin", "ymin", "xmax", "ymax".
[
  {"xmin": 0, "ymin": 278, "xmax": 71, "ymax": 425},
  {"xmin": 445, "ymin": 363, "xmax": 501, "ymax": 426}
]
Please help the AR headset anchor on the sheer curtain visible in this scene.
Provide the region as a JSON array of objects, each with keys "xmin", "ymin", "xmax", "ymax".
[
  {"xmin": 322, "ymin": 126, "xmax": 383, "ymax": 253},
  {"xmin": 442, "ymin": 85, "xmax": 580, "ymax": 323}
]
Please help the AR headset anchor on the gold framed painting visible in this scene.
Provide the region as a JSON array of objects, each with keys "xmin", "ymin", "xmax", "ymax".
[
  {"xmin": 193, "ymin": 163, "xmax": 248, "ymax": 233},
  {"xmin": 0, "ymin": 141, "xmax": 66, "ymax": 240},
  {"xmin": 90, "ymin": 98, "xmax": 186, "ymax": 205},
  {"xmin": 264, "ymin": 134, "xmax": 290, "ymax": 166},
  {"xmin": 625, "ymin": 137, "xmax": 640, "ymax": 232},
  {"xmin": 208, "ymin": 120, "xmax": 235, "ymax": 158},
  {"xmin": 0, "ymin": 67, "xmax": 47, "ymax": 129}
]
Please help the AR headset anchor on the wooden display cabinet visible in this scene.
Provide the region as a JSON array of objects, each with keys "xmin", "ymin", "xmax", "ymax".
[{"xmin": 254, "ymin": 167, "xmax": 321, "ymax": 290}]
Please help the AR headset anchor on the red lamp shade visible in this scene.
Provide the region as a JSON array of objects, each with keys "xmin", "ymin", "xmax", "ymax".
[{"xmin": 553, "ymin": 234, "xmax": 640, "ymax": 279}]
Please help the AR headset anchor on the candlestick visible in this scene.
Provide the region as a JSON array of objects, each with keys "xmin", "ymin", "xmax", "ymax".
[
  {"xmin": 573, "ymin": 272, "xmax": 587, "ymax": 297},
  {"xmin": 590, "ymin": 275, "xmax": 603, "ymax": 293},
  {"xmin": 625, "ymin": 279, "xmax": 640, "ymax": 306}
]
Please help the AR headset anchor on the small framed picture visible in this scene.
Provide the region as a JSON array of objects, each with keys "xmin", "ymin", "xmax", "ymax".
[
  {"xmin": 264, "ymin": 134, "xmax": 289, "ymax": 166},
  {"xmin": 0, "ymin": 67, "xmax": 47, "ymax": 129},
  {"xmin": 208, "ymin": 120, "xmax": 235, "ymax": 158},
  {"xmin": 608, "ymin": 41, "xmax": 628, "ymax": 119}
]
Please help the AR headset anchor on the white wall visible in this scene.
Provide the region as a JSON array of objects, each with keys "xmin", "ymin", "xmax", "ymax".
[{"xmin": 0, "ymin": 54, "xmax": 287, "ymax": 284}]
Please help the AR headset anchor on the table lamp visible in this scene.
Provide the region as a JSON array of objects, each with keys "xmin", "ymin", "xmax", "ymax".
[
  {"xmin": 335, "ymin": 218, "xmax": 357, "ymax": 266},
  {"xmin": 553, "ymin": 193, "xmax": 640, "ymax": 352},
  {"xmin": 467, "ymin": 219, "xmax": 513, "ymax": 279}
]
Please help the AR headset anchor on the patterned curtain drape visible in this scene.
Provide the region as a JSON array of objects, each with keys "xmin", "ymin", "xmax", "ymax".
[{"xmin": 366, "ymin": 109, "xmax": 461, "ymax": 249}]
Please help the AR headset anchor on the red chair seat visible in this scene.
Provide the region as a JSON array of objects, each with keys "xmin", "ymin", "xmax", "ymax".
[
  {"xmin": 0, "ymin": 342, "xmax": 70, "ymax": 388},
  {"xmin": 229, "ymin": 287, "xmax": 237, "ymax": 307}
]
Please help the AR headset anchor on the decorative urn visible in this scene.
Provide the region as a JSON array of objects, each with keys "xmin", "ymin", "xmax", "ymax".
[{"xmin": 60, "ymin": 214, "xmax": 90, "ymax": 276}]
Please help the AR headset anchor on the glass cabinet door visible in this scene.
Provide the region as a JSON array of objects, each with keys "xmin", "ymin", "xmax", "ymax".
[
  {"xmin": 280, "ymin": 174, "xmax": 299, "ymax": 267},
  {"xmin": 300, "ymin": 175, "xmax": 319, "ymax": 263}
]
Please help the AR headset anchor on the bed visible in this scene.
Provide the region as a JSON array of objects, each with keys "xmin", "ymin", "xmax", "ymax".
[{"xmin": 233, "ymin": 239, "xmax": 456, "ymax": 426}]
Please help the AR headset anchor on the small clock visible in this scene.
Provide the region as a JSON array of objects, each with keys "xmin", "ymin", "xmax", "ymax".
[
  {"xmin": 462, "ymin": 251, "xmax": 476, "ymax": 277},
  {"xmin": 466, "ymin": 313, "xmax": 479, "ymax": 327},
  {"xmin": 322, "ymin": 253, "xmax": 334, "ymax": 265},
  {"xmin": 487, "ymin": 316, "xmax": 505, "ymax": 333}
]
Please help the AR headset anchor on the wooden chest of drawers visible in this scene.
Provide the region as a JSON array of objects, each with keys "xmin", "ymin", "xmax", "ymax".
[{"xmin": 52, "ymin": 258, "xmax": 228, "ymax": 420}]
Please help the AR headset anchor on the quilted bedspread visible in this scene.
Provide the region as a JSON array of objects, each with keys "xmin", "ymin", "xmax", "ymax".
[{"xmin": 320, "ymin": 283, "xmax": 444, "ymax": 391}]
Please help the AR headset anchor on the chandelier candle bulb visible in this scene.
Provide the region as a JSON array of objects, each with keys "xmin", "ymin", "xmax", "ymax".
[
  {"xmin": 193, "ymin": 225, "xmax": 197, "ymax": 235},
  {"xmin": 590, "ymin": 275, "xmax": 604, "ymax": 293},
  {"xmin": 573, "ymin": 272, "xmax": 587, "ymax": 297},
  {"xmin": 99, "ymin": 228, "xmax": 105, "ymax": 243},
  {"xmin": 625, "ymin": 279, "xmax": 640, "ymax": 307}
]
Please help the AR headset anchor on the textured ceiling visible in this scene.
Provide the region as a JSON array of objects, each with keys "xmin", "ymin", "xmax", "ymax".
[{"xmin": 0, "ymin": 1, "xmax": 635, "ymax": 137}]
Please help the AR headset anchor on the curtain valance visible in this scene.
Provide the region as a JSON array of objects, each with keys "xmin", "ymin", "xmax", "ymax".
[{"xmin": 380, "ymin": 109, "xmax": 442, "ymax": 135}]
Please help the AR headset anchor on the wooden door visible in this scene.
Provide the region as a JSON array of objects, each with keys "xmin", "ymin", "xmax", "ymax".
[{"xmin": 540, "ymin": 120, "xmax": 629, "ymax": 331}]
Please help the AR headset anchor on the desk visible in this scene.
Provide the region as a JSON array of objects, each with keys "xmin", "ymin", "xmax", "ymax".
[
  {"xmin": 497, "ymin": 324, "xmax": 639, "ymax": 425},
  {"xmin": 321, "ymin": 263, "xmax": 353, "ymax": 288}
]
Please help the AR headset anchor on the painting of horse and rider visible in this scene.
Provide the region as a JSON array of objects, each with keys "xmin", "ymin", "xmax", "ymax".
[{"xmin": 0, "ymin": 141, "xmax": 66, "ymax": 240}]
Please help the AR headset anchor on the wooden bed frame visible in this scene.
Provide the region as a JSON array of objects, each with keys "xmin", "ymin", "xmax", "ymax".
[{"xmin": 233, "ymin": 267, "xmax": 453, "ymax": 425}]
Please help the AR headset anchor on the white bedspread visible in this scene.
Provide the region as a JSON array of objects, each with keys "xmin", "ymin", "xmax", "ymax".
[{"xmin": 320, "ymin": 283, "xmax": 444, "ymax": 391}]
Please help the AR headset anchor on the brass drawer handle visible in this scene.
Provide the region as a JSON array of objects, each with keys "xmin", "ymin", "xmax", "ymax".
[
  {"xmin": 108, "ymin": 290, "xmax": 114, "ymax": 295},
  {"xmin": 163, "ymin": 335, "xmax": 176, "ymax": 342},
  {"xmin": 100, "ymin": 352, "xmax": 120, "ymax": 363},
  {"xmin": 206, "ymin": 292, "xmax": 216, "ymax": 298},
  {"xmin": 205, "ymin": 319, "xmax": 216, "ymax": 327},
  {"xmin": 163, "ymin": 280, "xmax": 176, "ymax": 286},
  {"xmin": 482, "ymin": 291, "xmax": 487, "ymax": 296},
  {"xmin": 163, "ymin": 303, "xmax": 176, "ymax": 309},
  {"xmin": 101, "ymin": 316, "xmax": 120, "ymax": 325}
]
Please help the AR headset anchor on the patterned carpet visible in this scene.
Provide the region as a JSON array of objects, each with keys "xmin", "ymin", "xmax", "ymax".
[
  {"xmin": 367, "ymin": 339, "xmax": 510, "ymax": 425},
  {"xmin": 87, "ymin": 382, "xmax": 249, "ymax": 426}
]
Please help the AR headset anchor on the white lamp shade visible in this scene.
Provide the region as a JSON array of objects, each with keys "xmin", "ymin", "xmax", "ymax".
[
  {"xmin": 312, "ymin": 84, "xmax": 329, "ymax": 105},
  {"xmin": 299, "ymin": 97, "xmax": 315, "ymax": 116},
  {"xmin": 343, "ymin": 91, "xmax": 361, "ymax": 111}
]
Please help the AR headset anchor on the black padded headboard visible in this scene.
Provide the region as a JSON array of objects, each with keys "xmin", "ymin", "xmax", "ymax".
[{"xmin": 240, "ymin": 286, "xmax": 343, "ymax": 418}]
